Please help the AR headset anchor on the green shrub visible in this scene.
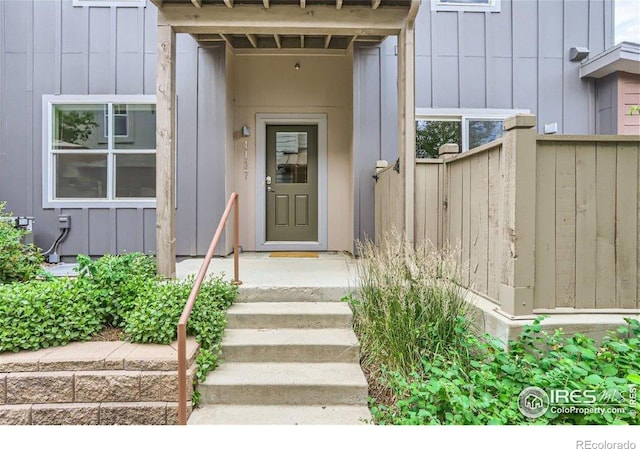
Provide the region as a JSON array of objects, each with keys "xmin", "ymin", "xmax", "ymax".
[
  {"xmin": 0, "ymin": 277, "xmax": 102, "ymax": 352},
  {"xmin": 0, "ymin": 203, "xmax": 43, "ymax": 283},
  {"xmin": 76, "ymin": 253, "xmax": 158, "ymax": 327},
  {"xmin": 370, "ymin": 317, "xmax": 640, "ymax": 425},
  {"xmin": 122, "ymin": 275, "xmax": 236, "ymax": 348},
  {"xmin": 349, "ymin": 231, "xmax": 471, "ymax": 377}
]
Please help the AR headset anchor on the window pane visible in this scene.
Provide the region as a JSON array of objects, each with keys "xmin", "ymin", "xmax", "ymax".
[
  {"xmin": 55, "ymin": 154, "xmax": 107, "ymax": 198},
  {"xmin": 276, "ymin": 132, "xmax": 307, "ymax": 183},
  {"xmin": 115, "ymin": 154, "xmax": 156, "ymax": 198},
  {"xmin": 53, "ymin": 104, "xmax": 105, "ymax": 150},
  {"xmin": 468, "ymin": 120, "xmax": 504, "ymax": 150},
  {"xmin": 114, "ymin": 104, "xmax": 156, "ymax": 150},
  {"xmin": 416, "ymin": 120, "xmax": 461, "ymax": 158}
]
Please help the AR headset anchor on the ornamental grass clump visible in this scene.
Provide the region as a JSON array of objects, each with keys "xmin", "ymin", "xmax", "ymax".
[{"xmin": 350, "ymin": 230, "xmax": 472, "ymax": 378}]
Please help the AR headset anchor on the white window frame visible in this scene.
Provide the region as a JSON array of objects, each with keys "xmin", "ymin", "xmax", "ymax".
[
  {"xmin": 72, "ymin": 0, "xmax": 146, "ymax": 7},
  {"xmin": 104, "ymin": 104, "xmax": 129, "ymax": 138},
  {"xmin": 416, "ymin": 108, "xmax": 529, "ymax": 154},
  {"xmin": 431, "ymin": 0, "xmax": 501, "ymax": 13},
  {"xmin": 42, "ymin": 95, "xmax": 157, "ymax": 209}
]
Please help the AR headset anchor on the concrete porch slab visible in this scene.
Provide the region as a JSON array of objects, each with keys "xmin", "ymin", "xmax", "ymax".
[{"xmin": 176, "ymin": 252, "xmax": 358, "ymax": 301}]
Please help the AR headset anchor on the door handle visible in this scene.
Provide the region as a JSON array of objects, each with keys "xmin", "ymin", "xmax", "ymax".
[{"xmin": 266, "ymin": 176, "xmax": 275, "ymax": 192}]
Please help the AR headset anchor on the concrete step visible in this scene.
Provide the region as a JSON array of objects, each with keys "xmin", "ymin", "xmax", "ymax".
[
  {"xmin": 237, "ymin": 286, "xmax": 352, "ymax": 303},
  {"xmin": 221, "ymin": 329, "xmax": 359, "ymax": 363},
  {"xmin": 188, "ymin": 404, "xmax": 372, "ymax": 425},
  {"xmin": 226, "ymin": 302, "xmax": 353, "ymax": 329},
  {"xmin": 199, "ymin": 362, "xmax": 368, "ymax": 406}
]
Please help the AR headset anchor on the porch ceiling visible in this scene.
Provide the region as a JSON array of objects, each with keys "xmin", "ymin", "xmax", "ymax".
[{"xmin": 154, "ymin": 0, "xmax": 416, "ymax": 50}]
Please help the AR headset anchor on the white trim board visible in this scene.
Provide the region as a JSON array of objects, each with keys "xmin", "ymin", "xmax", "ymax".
[{"xmin": 255, "ymin": 113, "xmax": 328, "ymax": 252}]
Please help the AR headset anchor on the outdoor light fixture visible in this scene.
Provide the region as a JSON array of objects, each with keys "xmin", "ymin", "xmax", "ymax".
[{"xmin": 294, "ymin": 62, "xmax": 301, "ymax": 70}]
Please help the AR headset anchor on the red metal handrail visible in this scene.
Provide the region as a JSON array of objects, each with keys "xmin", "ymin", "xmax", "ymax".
[{"xmin": 177, "ymin": 192, "xmax": 241, "ymax": 425}]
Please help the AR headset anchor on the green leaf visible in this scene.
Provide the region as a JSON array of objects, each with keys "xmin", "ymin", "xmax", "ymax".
[
  {"xmin": 626, "ymin": 374, "xmax": 640, "ymax": 385},
  {"xmin": 584, "ymin": 374, "xmax": 603, "ymax": 385}
]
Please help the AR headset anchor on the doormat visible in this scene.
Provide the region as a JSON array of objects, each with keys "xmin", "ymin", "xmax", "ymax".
[{"xmin": 269, "ymin": 252, "xmax": 319, "ymax": 258}]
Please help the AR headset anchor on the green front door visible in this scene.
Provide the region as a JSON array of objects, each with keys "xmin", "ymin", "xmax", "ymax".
[{"xmin": 266, "ymin": 125, "xmax": 318, "ymax": 242}]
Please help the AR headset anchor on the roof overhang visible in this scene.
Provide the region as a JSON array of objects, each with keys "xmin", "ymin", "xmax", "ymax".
[
  {"xmin": 153, "ymin": 0, "xmax": 419, "ymax": 50},
  {"xmin": 580, "ymin": 41, "xmax": 640, "ymax": 79}
]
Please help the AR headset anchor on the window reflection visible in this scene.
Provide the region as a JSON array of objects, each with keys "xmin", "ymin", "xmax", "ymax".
[{"xmin": 276, "ymin": 132, "xmax": 308, "ymax": 183}]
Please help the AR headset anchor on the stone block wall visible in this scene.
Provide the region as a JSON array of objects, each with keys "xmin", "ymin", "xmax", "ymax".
[{"xmin": 0, "ymin": 339, "xmax": 199, "ymax": 425}]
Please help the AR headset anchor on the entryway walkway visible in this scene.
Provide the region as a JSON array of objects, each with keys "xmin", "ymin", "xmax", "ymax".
[{"xmin": 180, "ymin": 253, "xmax": 372, "ymax": 425}]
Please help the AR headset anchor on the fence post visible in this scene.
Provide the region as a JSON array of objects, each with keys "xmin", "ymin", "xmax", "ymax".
[
  {"xmin": 499, "ymin": 114, "xmax": 537, "ymax": 316},
  {"xmin": 438, "ymin": 144, "xmax": 459, "ymax": 252}
]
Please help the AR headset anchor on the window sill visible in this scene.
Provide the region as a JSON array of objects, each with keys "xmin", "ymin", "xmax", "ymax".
[
  {"xmin": 43, "ymin": 200, "xmax": 156, "ymax": 209},
  {"xmin": 431, "ymin": 0, "xmax": 501, "ymax": 13},
  {"xmin": 72, "ymin": 0, "xmax": 146, "ymax": 7}
]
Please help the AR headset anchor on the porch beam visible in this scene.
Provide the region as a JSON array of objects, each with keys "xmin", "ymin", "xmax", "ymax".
[
  {"xmin": 158, "ymin": 5, "xmax": 409, "ymax": 36},
  {"xmin": 397, "ymin": 23, "xmax": 416, "ymax": 245},
  {"xmin": 223, "ymin": 0, "xmax": 234, "ymax": 7},
  {"xmin": 372, "ymin": 0, "xmax": 381, "ymax": 9},
  {"xmin": 156, "ymin": 25, "xmax": 176, "ymax": 279},
  {"xmin": 190, "ymin": 0, "xmax": 202, "ymax": 8}
]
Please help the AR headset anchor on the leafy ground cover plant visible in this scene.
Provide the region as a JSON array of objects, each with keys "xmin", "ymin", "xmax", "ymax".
[
  {"xmin": 0, "ymin": 277, "xmax": 103, "ymax": 352},
  {"xmin": 370, "ymin": 317, "xmax": 640, "ymax": 425},
  {"xmin": 0, "ymin": 252, "xmax": 238, "ymax": 405},
  {"xmin": 0, "ymin": 203, "xmax": 43, "ymax": 284},
  {"xmin": 76, "ymin": 253, "xmax": 158, "ymax": 327}
]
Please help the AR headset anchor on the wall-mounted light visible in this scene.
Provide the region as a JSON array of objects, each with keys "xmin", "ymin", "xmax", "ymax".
[
  {"xmin": 294, "ymin": 62, "xmax": 301, "ymax": 70},
  {"xmin": 241, "ymin": 125, "xmax": 251, "ymax": 137}
]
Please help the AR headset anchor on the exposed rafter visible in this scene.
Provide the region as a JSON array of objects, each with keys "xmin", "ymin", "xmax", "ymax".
[
  {"xmin": 220, "ymin": 33, "xmax": 232, "ymax": 45},
  {"xmin": 300, "ymin": 0, "xmax": 306, "ymax": 8},
  {"xmin": 273, "ymin": 34, "xmax": 281, "ymax": 48},
  {"xmin": 263, "ymin": 0, "xmax": 270, "ymax": 7},
  {"xmin": 336, "ymin": 0, "xmax": 343, "ymax": 9},
  {"xmin": 223, "ymin": 0, "xmax": 234, "ymax": 7},
  {"xmin": 372, "ymin": 0, "xmax": 381, "ymax": 9},
  {"xmin": 191, "ymin": 0, "xmax": 202, "ymax": 8},
  {"xmin": 300, "ymin": 35, "xmax": 305, "ymax": 48},
  {"xmin": 246, "ymin": 34, "xmax": 258, "ymax": 48},
  {"xmin": 324, "ymin": 34, "xmax": 332, "ymax": 49}
]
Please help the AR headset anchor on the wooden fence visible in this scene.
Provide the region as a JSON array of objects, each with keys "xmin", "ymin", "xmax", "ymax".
[
  {"xmin": 535, "ymin": 136, "xmax": 639, "ymax": 312},
  {"xmin": 375, "ymin": 114, "xmax": 640, "ymax": 315}
]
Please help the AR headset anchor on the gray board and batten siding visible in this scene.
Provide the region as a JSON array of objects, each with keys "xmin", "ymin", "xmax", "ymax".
[
  {"xmin": 0, "ymin": 1, "xmax": 230, "ymax": 258},
  {"xmin": 1, "ymin": 0, "xmax": 615, "ymax": 258},
  {"xmin": 353, "ymin": 0, "xmax": 613, "ymax": 244}
]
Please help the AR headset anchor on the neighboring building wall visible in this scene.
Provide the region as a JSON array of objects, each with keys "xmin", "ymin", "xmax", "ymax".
[
  {"xmin": 618, "ymin": 72, "xmax": 640, "ymax": 135},
  {"xmin": 595, "ymin": 73, "xmax": 618, "ymax": 134},
  {"xmin": 232, "ymin": 54, "xmax": 353, "ymax": 251},
  {"xmin": 0, "ymin": 1, "xmax": 230, "ymax": 258}
]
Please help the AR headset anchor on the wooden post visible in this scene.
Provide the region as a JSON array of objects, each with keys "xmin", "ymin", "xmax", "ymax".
[
  {"xmin": 398, "ymin": 23, "xmax": 416, "ymax": 245},
  {"xmin": 499, "ymin": 114, "xmax": 537, "ymax": 316},
  {"xmin": 156, "ymin": 25, "xmax": 176, "ymax": 278}
]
